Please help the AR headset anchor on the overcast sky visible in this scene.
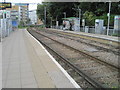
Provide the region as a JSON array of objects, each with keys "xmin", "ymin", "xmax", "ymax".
[{"xmin": 0, "ymin": 0, "xmax": 43, "ymax": 10}]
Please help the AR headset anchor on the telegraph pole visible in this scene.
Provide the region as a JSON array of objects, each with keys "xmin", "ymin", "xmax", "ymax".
[{"xmin": 107, "ymin": 1, "xmax": 111, "ymax": 36}]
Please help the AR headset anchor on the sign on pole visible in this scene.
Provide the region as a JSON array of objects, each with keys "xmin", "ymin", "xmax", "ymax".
[
  {"xmin": 0, "ymin": 2, "xmax": 12, "ymax": 10},
  {"xmin": 12, "ymin": 21, "xmax": 18, "ymax": 27}
]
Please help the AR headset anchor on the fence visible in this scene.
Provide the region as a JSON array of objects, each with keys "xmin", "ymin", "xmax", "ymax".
[
  {"xmin": 0, "ymin": 18, "xmax": 12, "ymax": 39},
  {"xmin": 51, "ymin": 25, "xmax": 119, "ymax": 36}
]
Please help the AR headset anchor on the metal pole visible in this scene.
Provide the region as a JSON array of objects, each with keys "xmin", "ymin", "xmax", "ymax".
[
  {"xmin": 0, "ymin": 13, "xmax": 2, "ymax": 42},
  {"xmin": 78, "ymin": 9, "xmax": 81, "ymax": 31},
  {"xmin": 44, "ymin": 7, "xmax": 46, "ymax": 28},
  {"xmin": 3, "ymin": 10, "xmax": 6, "ymax": 37},
  {"xmin": 56, "ymin": 16, "xmax": 57, "ymax": 28},
  {"xmin": 50, "ymin": 17, "xmax": 52, "ymax": 28},
  {"xmin": 65, "ymin": 12, "xmax": 66, "ymax": 18},
  {"xmin": 2, "ymin": 10, "xmax": 5, "ymax": 39},
  {"xmin": 107, "ymin": 1, "xmax": 111, "ymax": 36}
]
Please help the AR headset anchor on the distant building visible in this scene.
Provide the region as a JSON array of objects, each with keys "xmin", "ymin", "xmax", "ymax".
[
  {"xmin": 6, "ymin": 4, "xmax": 29, "ymax": 25},
  {"xmin": 6, "ymin": 5, "xmax": 19, "ymax": 27},
  {"xmin": 29, "ymin": 10, "xmax": 37, "ymax": 25},
  {"xmin": 11, "ymin": 10, "xmax": 19, "ymax": 20},
  {"xmin": 18, "ymin": 5, "xmax": 29, "ymax": 24},
  {"xmin": 6, "ymin": 5, "xmax": 19, "ymax": 20}
]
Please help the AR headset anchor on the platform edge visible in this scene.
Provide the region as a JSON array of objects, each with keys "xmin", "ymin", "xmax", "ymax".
[{"xmin": 26, "ymin": 29, "xmax": 81, "ymax": 88}]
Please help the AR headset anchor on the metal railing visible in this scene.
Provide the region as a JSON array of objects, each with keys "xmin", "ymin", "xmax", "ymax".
[{"xmin": 51, "ymin": 25, "xmax": 119, "ymax": 36}]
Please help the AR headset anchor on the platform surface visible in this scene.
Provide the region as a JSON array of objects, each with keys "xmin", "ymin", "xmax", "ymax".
[{"xmin": 2, "ymin": 29, "xmax": 79, "ymax": 88}]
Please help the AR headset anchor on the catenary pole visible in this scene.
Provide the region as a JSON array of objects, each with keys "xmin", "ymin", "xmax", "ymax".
[
  {"xmin": 107, "ymin": 1, "xmax": 111, "ymax": 35},
  {"xmin": 78, "ymin": 8, "xmax": 81, "ymax": 31},
  {"xmin": 44, "ymin": 7, "xmax": 46, "ymax": 28}
]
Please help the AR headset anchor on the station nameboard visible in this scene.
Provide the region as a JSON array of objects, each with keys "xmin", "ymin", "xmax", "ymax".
[{"xmin": 0, "ymin": 2, "xmax": 12, "ymax": 10}]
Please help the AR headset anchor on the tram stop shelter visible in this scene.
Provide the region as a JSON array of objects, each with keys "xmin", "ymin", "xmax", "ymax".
[{"xmin": 62, "ymin": 17, "xmax": 80, "ymax": 31}]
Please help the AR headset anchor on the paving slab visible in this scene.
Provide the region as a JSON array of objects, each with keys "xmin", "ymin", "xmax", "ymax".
[
  {"xmin": 2, "ymin": 30, "xmax": 38, "ymax": 88},
  {"xmin": 2, "ymin": 29, "xmax": 80, "ymax": 88},
  {"xmin": 24, "ymin": 29, "xmax": 79, "ymax": 88}
]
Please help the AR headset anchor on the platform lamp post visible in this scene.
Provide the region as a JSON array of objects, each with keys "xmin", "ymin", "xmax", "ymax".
[{"xmin": 107, "ymin": 1, "xmax": 111, "ymax": 36}]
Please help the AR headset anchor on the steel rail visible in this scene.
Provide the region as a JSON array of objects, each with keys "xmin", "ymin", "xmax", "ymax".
[
  {"xmin": 47, "ymin": 29, "xmax": 120, "ymax": 47},
  {"xmin": 43, "ymin": 30, "xmax": 120, "ymax": 56},
  {"xmin": 28, "ymin": 30, "xmax": 107, "ymax": 89},
  {"xmin": 34, "ymin": 30, "xmax": 119, "ymax": 70}
]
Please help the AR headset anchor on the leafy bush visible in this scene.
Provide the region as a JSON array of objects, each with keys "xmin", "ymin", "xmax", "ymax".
[{"xmin": 112, "ymin": 33, "xmax": 120, "ymax": 37}]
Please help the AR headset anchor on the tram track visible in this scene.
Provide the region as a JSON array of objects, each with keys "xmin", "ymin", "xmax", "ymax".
[
  {"xmin": 34, "ymin": 28, "xmax": 119, "ymax": 69},
  {"xmin": 27, "ymin": 28, "xmax": 119, "ymax": 89},
  {"xmin": 42, "ymin": 29, "xmax": 120, "ymax": 56}
]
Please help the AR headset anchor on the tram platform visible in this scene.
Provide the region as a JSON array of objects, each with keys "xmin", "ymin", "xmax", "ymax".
[
  {"xmin": 2, "ymin": 29, "xmax": 80, "ymax": 88},
  {"xmin": 47, "ymin": 28, "xmax": 119, "ymax": 47}
]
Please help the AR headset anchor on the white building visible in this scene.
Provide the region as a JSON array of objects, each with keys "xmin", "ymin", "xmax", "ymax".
[
  {"xmin": 18, "ymin": 5, "xmax": 29, "ymax": 24},
  {"xmin": 29, "ymin": 10, "xmax": 37, "ymax": 25},
  {"xmin": 10, "ymin": 10, "xmax": 19, "ymax": 20},
  {"xmin": 6, "ymin": 4, "xmax": 29, "ymax": 25}
]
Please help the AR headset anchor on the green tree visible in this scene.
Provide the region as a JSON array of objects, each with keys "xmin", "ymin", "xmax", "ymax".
[
  {"xmin": 83, "ymin": 11, "xmax": 96, "ymax": 26},
  {"xmin": 37, "ymin": 2, "xmax": 120, "ymax": 27},
  {"xmin": 26, "ymin": 18, "xmax": 31, "ymax": 24},
  {"xmin": 37, "ymin": 4, "xmax": 45, "ymax": 21},
  {"xmin": 37, "ymin": 2, "xmax": 78, "ymax": 26},
  {"xmin": 19, "ymin": 21, "xmax": 25, "ymax": 27}
]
